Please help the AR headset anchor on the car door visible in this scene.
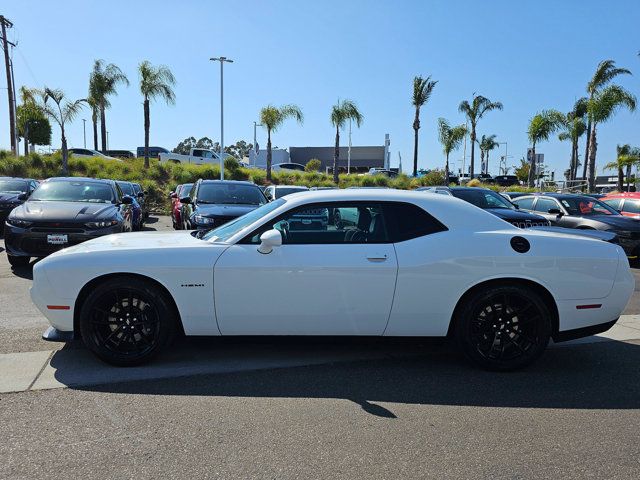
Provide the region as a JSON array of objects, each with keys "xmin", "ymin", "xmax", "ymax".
[
  {"xmin": 214, "ymin": 201, "xmax": 399, "ymax": 335},
  {"xmin": 532, "ymin": 197, "xmax": 565, "ymax": 225}
]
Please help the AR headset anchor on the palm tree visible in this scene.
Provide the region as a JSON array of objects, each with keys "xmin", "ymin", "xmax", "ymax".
[
  {"xmin": 437, "ymin": 118, "xmax": 467, "ymax": 185},
  {"xmin": 586, "ymin": 84, "xmax": 636, "ymax": 191},
  {"xmin": 138, "ymin": 61, "xmax": 176, "ymax": 168},
  {"xmin": 477, "ymin": 134, "xmax": 499, "ymax": 175},
  {"xmin": 583, "ymin": 60, "xmax": 632, "ymax": 188},
  {"xmin": 458, "ymin": 95, "xmax": 503, "ymax": 178},
  {"xmin": 330, "ymin": 99, "xmax": 363, "ymax": 183},
  {"xmin": 39, "ymin": 88, "xmax": 85, "ymax": 175},
  {"xmin": 559, "ymin": 98, "xmax": 588, "ymax": 183},
  {"xmin": 604, "ymin": 144, "xmax": 634, "ymax": 191},
  {"xmin": 87, "ymin": 95, "xmax": 100, "ymax": 151},
  {"xmin": 89, "ymin": 60, "xmax": 129, "ymax": 152},
  {"xmin": 527, "ymin": 110, "xmax": 564, "ymax": 186},
  {"xmin": 411, "ymin": 76, "xmax": 438, "ymax": 177},
  {"xmin": 259, "ymin": 104, "xmax": 304, "ymax": 182}
]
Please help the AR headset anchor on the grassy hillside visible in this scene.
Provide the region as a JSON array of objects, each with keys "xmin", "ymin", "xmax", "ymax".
[{"xmin": 0, "ymin": 151, "xmax": 539, "ymax": 213}]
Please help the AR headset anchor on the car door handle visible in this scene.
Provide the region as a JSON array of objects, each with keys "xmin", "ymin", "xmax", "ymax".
[{"xmin": 366, "ymin": 254, "xmax": 388, "ymax": 262}]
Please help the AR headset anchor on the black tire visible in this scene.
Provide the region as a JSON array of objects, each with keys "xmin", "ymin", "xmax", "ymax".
[
  {"xmin": 7, "ymin": 255, "xmax": 30, "ymax": 267},
  {"xmin": 79, "ymin": 276, "xmax": 178, "ymax": 366},
  {"xmin": 454, "ymin": 285, "xmax": 552, "ymax": 371}
]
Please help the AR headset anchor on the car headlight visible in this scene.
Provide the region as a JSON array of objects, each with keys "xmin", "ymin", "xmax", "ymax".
[
  {"xmin": 194, "ymin": 215, "xmax": 216, "ymax": 225},
  {"xmin": 85, "ymin": 220, "xmax": 119, "ymax": 229},
  {"xmin": 6, "ymin": 218, "xmax": 32, "ymax": 228}
]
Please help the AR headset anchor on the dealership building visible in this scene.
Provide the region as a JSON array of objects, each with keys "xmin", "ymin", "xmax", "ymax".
[{"xmin": 248, "ymin": 134, "xmax": 392, "ymax": 173}]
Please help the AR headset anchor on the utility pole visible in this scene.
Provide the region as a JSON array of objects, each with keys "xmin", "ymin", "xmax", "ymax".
[
  {"xmin": 1, "ymin": 15, "xmax": 16, "ymax": 155},
  {"xmin": 210, "ymin": 56, "xmax": 233, "ymax": 180},
  {"xmin": 253, "ymin": 121, "xmax": 262, "ymax": 166},
  {"xmin": 347, "ymin": 118, "xmax": 352, "ymax": 174},
  {"xmin": 82, "ymin": 119, "xmax": 87, "ymax": 148}
]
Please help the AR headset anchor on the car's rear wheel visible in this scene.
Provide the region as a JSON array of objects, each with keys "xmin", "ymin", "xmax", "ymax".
[
  {"xmin": 7, "ymin": 255, "xmax": 29, "ymax": 268},
  {"xmin": 79, "ymin": 277, "xmax": 178, "ymax": 366},
  {"xmin": 454, "ymin": 285, "xmax": 552, "ymax": 371}
]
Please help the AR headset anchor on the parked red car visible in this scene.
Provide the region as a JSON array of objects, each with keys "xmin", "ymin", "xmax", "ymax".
[
  {"xmin": 601, "ymin": 192, "xmax": 640, "ymax": 219},
  {"xmin": 170, "ymin": 183, "xmax": 193, "ymax": 229}
]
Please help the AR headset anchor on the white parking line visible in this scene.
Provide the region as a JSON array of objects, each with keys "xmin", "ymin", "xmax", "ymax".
[{"xmin": 2, "ymin": 315, "xmax": 640, "ymax": 394}]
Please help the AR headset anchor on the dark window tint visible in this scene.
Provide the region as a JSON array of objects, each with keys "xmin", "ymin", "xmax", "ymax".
[
  {"xmin": 0, "ymin": 179, "xmax": 28, "ymax": 193},
  {"xmin": 534, "ymin": 198, "xmax": 559, "ymax": 213},
  {"xmin": 514, "ymin": 197, "xmax": 535, "ymax": 210},
  {"xmin": 274, "ymin": 187, "xmax": 308, "ymax": 199},
  {"xmin": 383, "ymin": 202, "xmax": 448, "ymax": 242},
  {"xmin": 623, "ymin": 199, "xmax": 640, "ymax": 214},
  {"xmin": 117, "ymin": 182, "xmax": 135, "ymax": 196},
  {"xmin": 243, "ymin": 202, "xmax": 389, "ymax": 245},
  {"xmin": 197, "ymin": 183, "xmax": 266, "ymax": 205},
  {"xmin": 450, "ymin": 189, "xmax": 514, "ymax": 209}
]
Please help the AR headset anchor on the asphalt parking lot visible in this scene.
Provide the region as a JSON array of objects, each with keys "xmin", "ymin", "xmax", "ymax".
[{"xmin": 2, "ymin": 217, "xmax": 640, "ymax": 478}]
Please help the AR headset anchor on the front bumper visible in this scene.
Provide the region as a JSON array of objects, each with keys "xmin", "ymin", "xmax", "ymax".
[{"xmin": 4, "ymin": 222, "xmax": 122, "ymax": 257}]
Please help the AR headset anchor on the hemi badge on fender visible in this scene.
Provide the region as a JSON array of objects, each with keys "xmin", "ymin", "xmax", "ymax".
[
  {"xmin": 576, "ymin": 304, "xmax": 602, "ymax": 310},
  {"xmin": 47, "ymin": 305, "xmax": 71, "ymax": 310}
]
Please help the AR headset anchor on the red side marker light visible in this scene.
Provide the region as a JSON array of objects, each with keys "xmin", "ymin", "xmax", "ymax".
[
  {"xmin": 47, "ymin": 305, "xmax": 70, "ymax": 310},
  {"xmin": 576, "ymin": 304, "xmax": 602, "ymax": 310}
]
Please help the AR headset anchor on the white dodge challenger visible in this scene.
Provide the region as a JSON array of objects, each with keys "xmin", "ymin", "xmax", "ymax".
[{"xmin": 31, "ymin": 189, "xmax": 634, "ymax": 370}]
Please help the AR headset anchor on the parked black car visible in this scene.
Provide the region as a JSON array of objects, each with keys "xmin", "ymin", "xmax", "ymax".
[
  {"xmin": 131, "ymin": 182, "xmax": 148, "ymax": 219},
  {"xmin": 181, "ymin": 180, "xmax": 267, "ymax": 230},
  {"xmin": 417, "ymin": 186, "xmax": 550, "ymax": 228},
  {"xmin": 512, "ymin": 193, "xmax": 640, "ymax": 259},
  {"xmin": 0, "ymin": 177, "xmax": 39, "ymax": 229},
  {"xmin": 4, "ymin": 177, "xmax": 134, "ymax": 267},
  {"xmin": 494, "ymin": 175, "xmax": 520, "ymax": 187}
]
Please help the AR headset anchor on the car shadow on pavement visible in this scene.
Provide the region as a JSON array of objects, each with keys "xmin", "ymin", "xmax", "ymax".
[
  {"xmin": 9, "ymin": 262, "xmax": 34, "ymax": 280},
  {"xmin": 49, "ymin": 337, "xmax": 640, "ymax": 417}
]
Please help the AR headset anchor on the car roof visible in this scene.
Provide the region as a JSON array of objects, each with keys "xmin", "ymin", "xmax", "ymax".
[
  {"xmin": 279, "ymin": 189, "xmax": 510, "ymax": 231},
  {"xmin": 602, "ymin": 192, "xmax": 640, "ymax": 198},
  {"xmin": 45, "ymin": 176, "xmax": 114, "ymax": 184},
  {"xmin": 200, "ymin": 179, "xmax": 257, "ymax": 186}
]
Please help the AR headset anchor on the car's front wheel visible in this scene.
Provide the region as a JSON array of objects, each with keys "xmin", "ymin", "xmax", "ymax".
[
  {"xmin": 79, "ymin": 276, "xmax": 178, "ymax": 366},
  {"xmin": 454, "ymin": 285, "xmax": 552, "ymax": 371}
]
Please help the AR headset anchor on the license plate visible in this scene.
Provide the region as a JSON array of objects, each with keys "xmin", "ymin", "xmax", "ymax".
[{"xmin": 47, "ymin": 234, "xmax": 68, "ymax": 245}]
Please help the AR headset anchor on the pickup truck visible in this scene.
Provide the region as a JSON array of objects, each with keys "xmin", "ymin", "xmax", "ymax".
[{"xmin": 159, "ymin": 148, "xmax": 229, "ymax": 165}]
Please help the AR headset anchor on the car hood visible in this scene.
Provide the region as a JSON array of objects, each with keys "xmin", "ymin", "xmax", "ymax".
[
  {"xmin": 0, "ymin": 192, "xmax": 22, "ymax": 203},
  {"xmin": 53, "ymin": 231, "xmax": 208, "ymax": 255},
  {"xmin": 485, "ymin": 208, "xmax": 546, "ymax": 221},
  {"xmin": 588, "ymin": 214, "xmax": 640, "ymax": 231},
  {"xmin": 195, "ymin": 203, "xmax": 261, "ymax": 217},
  {"xmin": 11, "ymin": 200, "xmax": 118, "ymax": 222}
]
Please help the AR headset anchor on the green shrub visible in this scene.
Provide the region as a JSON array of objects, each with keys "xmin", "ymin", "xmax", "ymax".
[{"xmin": 305, "ymin": 159, "xmax": 322, "ymax": 172}]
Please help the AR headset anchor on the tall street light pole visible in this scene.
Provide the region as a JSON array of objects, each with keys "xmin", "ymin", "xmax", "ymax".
[
  {"xmin": 82, "ymin": 119, "xmax": 87, "ymax": 148},
  {"xmin": 253, "ymin": 121, "xmax": 262, "ymax": 166},
  {"xmin": 498, "ymin": 142, "xmax": 508, "ymax": 175},
  {"xmin": 210, "ymin": 56, "xmax": 233, "ymax": 180}
]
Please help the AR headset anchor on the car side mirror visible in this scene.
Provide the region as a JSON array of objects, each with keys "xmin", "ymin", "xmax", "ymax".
[
  {"xmin": 513, "ymin": 204, "xmax": 520, "ymax": 210},
  {"xmin": 257, "ymin": 229, "xmax": 282, "ymax": 254},
  {"xmin": 548, "ymin": 208, "xmax": 562, "ymax": 215},
  {"xmin": 180, "ymin": 196, "xmax": 192, "ymax": 204},
  {"xmin": 17, "ymin": 192, "xmax": 28, "ymax": 201},
  {"xmin": 121, "ymin": 195, "xmax": 133, "ymax": 205}
]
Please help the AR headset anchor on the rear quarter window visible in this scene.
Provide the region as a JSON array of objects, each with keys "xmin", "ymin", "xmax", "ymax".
[{"xmin": 383, "ymin": 202, "xmax": 447, "ymax": 242}]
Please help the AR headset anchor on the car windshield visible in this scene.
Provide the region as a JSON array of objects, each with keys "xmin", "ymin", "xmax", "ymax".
[
  {"xmin": 275, "ymin": 187, "xmax": 308, "ymax": 199},
  {"xmin": 451, "ymin": 189, "xmax": 514, "ymax": 210},
  {"xmin": 559, "ymin": 197, "xmax": 619, "ymax": 216},
  {"xmin": 30, "ymin": 181, "xmax": 115, "ymax": 203},
  {"xmin": 117, "ymin": 182, "xmax": 135, "ymax": 195},
  {"xmin": 181, "ymin": 183, "xmax": 193, "ymax": 196},
  {"xmin": 0, "ymin": 179, "xmax": 28, "ymax": 193},
  {"xmin": 202, "ymin": 198, "xmax": 286, "ymax": 242},
  {"xmin": 197, "ymin": 183, "xmax": 266, "ymax": 205}
]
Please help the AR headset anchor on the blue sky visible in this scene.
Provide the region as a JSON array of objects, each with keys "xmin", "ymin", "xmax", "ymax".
[{"xmin": 1, "ymin": 0, "xmax": 639, "ymax": 177}]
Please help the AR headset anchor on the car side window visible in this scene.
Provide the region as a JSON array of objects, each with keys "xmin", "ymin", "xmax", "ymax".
[
  {"xmin": 114, "ymin": 183, "xmax": 123, "ymax": 202},
  {"xmin": 242, "ymin": 202, "xmax": 389, "ymax": 245},
  {"xmin": 514, "ymin": 197, "xmax": 535, "ymax": 210},
  {"xmin": 382, "ymin": 202, "xmax": 448, "ymax": 242},
  {"xmin": 623, "ymin": 199, "xmax": 640, "ymax": 214},
  {"xmin": 603, "ymin": 198, "xmax": 622, "ymax": 210},
  {"xmin": 534, "ymin": 198, "xmax": 559, "ymax": 213}
]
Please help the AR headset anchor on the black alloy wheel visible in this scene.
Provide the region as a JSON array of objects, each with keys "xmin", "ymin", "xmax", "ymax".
[
  {"xmin": 455, "ymin": 285, "xmax": 551, "ymax": 371},
  {"xmin": 79, "ymin": 277, "xmax": 177, "ymax": 366}
]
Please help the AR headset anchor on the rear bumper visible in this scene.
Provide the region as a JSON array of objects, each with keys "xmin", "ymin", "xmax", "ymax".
[{"xmin": 553, "ymin": 319, "xmax": 618, "ymax": 342}]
